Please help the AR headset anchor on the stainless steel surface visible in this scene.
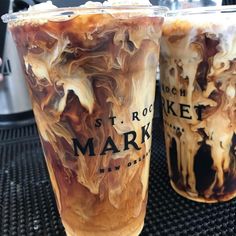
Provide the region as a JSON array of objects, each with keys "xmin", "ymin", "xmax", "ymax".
[
  {"xmin": 0, "ymin": 0, "xmax": 32, "ymax": 116},
  {"xmin": 0, "ymin": 27, "xmax": 32, "ymax": 115}
]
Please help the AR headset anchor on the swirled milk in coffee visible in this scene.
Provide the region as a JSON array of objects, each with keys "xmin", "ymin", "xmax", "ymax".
[
  {"xmin": 4, "ymin": 1, "xmax": 167, "ymax": 234},
  {"xmin": 160, "ymin": 8, "xmax": 236, "ymax": 202}
]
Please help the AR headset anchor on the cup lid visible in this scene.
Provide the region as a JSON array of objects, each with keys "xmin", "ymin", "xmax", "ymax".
[
  {"xmin": 2, "ymin": 5, "xmax": 169, "ymax": 23},
  {"xmin": 167, "ymin": 5, "xmax": 236, "ymax": 17}
]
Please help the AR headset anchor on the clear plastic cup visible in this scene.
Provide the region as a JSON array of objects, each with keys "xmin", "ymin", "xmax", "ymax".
[
  {"xmin": 160, "ymin": 6, "xmax": 236, "ymax": 203},
  {"xmin": 2, "ymin": 5, "xmax": 167, "ymax": 235}
]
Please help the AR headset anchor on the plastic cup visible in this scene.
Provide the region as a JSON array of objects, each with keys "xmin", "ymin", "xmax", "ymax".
[
  {"xmin": 2, "ymin": 5, "xmax": 167, "ymax": 235},
  {"xmin": 160, "ymin": 6, "xmax": 236, "ymax": 203}
]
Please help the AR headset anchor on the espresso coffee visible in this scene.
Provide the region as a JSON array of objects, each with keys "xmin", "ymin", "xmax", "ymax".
[
  {"xmin": 160, "ymin": 7, "xmax": 236, "ymax": 203},
  {"xmin": 5, "ymin": 6, "xmax": 166, "ymax": 235}
]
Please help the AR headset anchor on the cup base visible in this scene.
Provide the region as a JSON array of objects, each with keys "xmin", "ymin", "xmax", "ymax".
[
  {"xmin": 170, "ymin": 180, "xmax": 236, "ymax": 203},
  {"xmin": 64, "ymin": 219, "xmax": 144, "ymax": 236}
]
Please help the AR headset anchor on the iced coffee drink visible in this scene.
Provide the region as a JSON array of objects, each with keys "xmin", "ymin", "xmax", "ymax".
[
  {"xmin": 160, "ymin": 6, "xmax": 236, "ymax": 203},
  {"xmin": 2, "ymin": 2, "xmax": 167, "ymax": 235}
]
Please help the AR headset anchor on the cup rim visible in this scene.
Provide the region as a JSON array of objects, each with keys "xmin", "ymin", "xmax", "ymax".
[
  {"xmin": 167, "ymin": 5, "xmax": 236, "ymax": 17},
  {"xmin": 1, "ymin": 5, "xmax": 169, "ymax": 23}
]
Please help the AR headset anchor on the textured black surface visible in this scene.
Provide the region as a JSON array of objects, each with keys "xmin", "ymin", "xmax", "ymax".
[{"xmin": 0, "ymin": 119, "xmax": 236, "ymax": 236}]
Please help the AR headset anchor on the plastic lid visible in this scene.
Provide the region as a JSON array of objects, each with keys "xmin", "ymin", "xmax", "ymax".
[
  {"xmin": 167, "ymin": 5, "xmax": 236, "ymax": 17},
  {"xmin": 2, "ymin": 5, "xmax": 168, "ymax": 23}
]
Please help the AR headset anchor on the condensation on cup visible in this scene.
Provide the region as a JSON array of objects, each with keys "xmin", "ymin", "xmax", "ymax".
[
  {"xmin": 2, "ymin": 1, "xmax": 167, "ymax": 235},
  {"xmin": 160, "ymin": 6, "xmax": 236, "ymax": 203}
]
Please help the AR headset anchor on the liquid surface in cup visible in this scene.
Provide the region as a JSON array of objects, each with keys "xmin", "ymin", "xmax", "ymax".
[
  {"xmin": 160, "ymin": 12, "xmax": 236, "ymax": 202},
  {"xmin": 10, "ymin": 11, "xmax": 164, "ymax": 235}
]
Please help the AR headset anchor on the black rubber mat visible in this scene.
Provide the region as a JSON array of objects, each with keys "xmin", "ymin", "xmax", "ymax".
[{"xmin": 0, "ymin": 118, "xmax": 236, "ymax": 236}]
